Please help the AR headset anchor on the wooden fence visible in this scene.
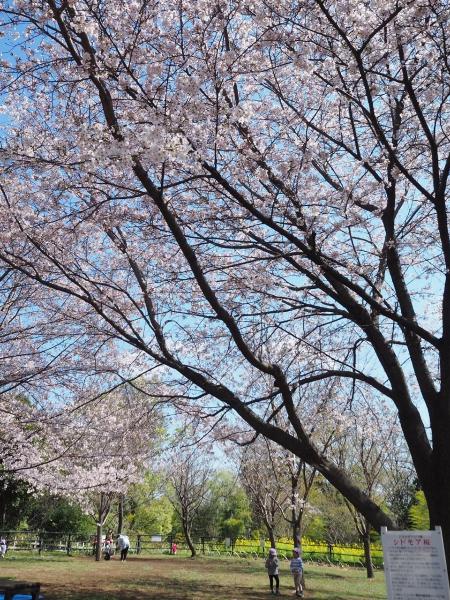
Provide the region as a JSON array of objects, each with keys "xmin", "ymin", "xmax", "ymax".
[{"xmin": 0, "ymin": 531, "xmax": 383, "ymax": 568}]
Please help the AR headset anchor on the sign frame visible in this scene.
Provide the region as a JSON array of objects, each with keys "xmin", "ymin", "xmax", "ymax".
[{"xmin": 381, "ymin": 526, "xmax": 450, "ymax": 600}]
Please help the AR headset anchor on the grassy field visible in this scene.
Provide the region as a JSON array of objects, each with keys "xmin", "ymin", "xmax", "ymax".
[{"xmin": 0, "ymin": 554, "xmax": 387, "ymax": 600}]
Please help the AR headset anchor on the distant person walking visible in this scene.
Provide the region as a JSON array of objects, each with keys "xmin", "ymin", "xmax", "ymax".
[
  {"xmin": 290, "ymin": 548, "xmax": 303, "ymax": 597},
  {"xmin": 265, "ymin": 547, "xmax": 280, "ymax": 595},
  {"xmin": 0, "ymin": 537, "xmax": 6, "ymax": 558},
  {"xmin": 117, "ymin": 533, "xmax": 130, "ymax": 562}
]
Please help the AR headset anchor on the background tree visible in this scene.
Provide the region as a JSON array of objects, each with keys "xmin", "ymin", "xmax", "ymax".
[
  {"xmin": 26, "ymin": 493, "xmax": 92, "ymax": 534},
  {"xmin": 117, "ymin": 494, "xmax": 124, "ymax": 536},
  {"xmin": 0, "ymin": 471, "xmax": 31, "ymax": 530},
  {"xmin": 409, "ymin": 491, "xmax": 430, "ymax": 531},
  {"xmin": 283, "ymin": 455, "xmax": 317, "ymax": 550},
  {"xmin": 239, "ymin": 438, "xmax": 317, "ymax": 549},
  {"xmin": 216, "ymin": 476, "xmax": 252, "ymax": 543},
  {"xmin": 124, "ymin": 473, "xmax": 173, "ymax": 536},
  {"xmin": 190, "ymin": 471, "xmax": 251, "ymax": 541},
  {"xmin": 167, "ymin": 449, "xmax": 211, "ymax": 557},
  {"xmin": 384, "ymin": 458, "xmax": 418, "ymax": 530},
  {"xmin": 89, "ymin": 491, "xmax": 115, "ymax": 562},
  {"xmin": 334, "ymin": 405, "xmax": 403, "ymax": 578},
  {"xmin": 312, "ymin": 483, "xmax": 360, "ymax": 545},
  {"xmin": 5, "ymin": 385, "xmax": 162, "ymax": 559},
  {"xmin": 239, "ymin": 441, "xmax": 285, "ymax": 548}
]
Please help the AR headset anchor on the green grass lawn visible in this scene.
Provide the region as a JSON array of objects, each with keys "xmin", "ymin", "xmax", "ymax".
[{"xmin": 0, "ymin": 554, "xmax": 387, "ymax": 600}]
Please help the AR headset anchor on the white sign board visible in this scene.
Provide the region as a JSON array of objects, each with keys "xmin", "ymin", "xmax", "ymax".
[
  {"xmin": 150, "ymin": 535, "xmax": 162, "ymax": 542},
  {"xmin": 382, "ymin": 527, "xmax": 450, "ymax": 600}
]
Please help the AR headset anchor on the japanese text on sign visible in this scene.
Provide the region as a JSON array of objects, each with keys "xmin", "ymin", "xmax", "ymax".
[{"xmin": 382, "ymin": 528, "xmax": 450, "ymax": 600}]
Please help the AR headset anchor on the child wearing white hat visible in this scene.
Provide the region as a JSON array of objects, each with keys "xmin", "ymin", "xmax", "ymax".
[{"xmin": 265, "ymin": 547, "xmax": 280, "ymax": 595}]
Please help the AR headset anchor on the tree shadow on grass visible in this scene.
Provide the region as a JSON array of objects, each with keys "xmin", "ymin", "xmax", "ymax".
[
  {"xmin": 306, "ymin": 570, "xmax": 346, "ymax": 580},
  {"xmin": 309, "ymin": 586, "xmax": 386, "ymax": 600},
  {"xmin": 2, "ymin": 555, "xmax": 72, "ymax": 564},
  {"xmin": 41, "ymin": 575, "xmax": 271, "ymax": 600}
]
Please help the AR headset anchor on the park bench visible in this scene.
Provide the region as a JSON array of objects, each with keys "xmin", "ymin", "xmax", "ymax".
[{"xmin": 0, "ymin": 580, "xmax": 41, "ymax": 600}]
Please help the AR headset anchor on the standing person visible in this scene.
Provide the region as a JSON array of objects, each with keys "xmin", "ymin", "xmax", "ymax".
[
  {"xmin": 0, "ymin": 537, "xmax": 7, "ymax": 558},
  {"xmin": 117, "ymin": 533, "xmax": 130, "ymax": 562},
  {"xmin": 265, "ymin": 547, "xmax": 280, "ymax": 595},
  {"xmin": 290, "ymin": 548, "xmax": 303, "ymax": 597}
]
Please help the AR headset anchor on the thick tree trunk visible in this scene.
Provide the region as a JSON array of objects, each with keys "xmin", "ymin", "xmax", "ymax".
[
  {"xmin": 95, "ymin": 523, "xmax": 102, "ymax": 562},
  {"xmin": 437, "ymin": 517, "xmax": 450, "ymax": 577},
  {"xmin": 293, "ymin": 523, "xmax": 301, "ymax": 548},
  {"xmin": 262, "ymin": 515, "xmax": 276, "ymax": 549},
  {"xmin": 267, "ymin": 524, "xmax": 276, "ymax": 549},
  {"xmin": 293, "ymin": 512, "xmax": 303, "ymax": 549},
  {"xmin": 117, "ymin": 494, "xmax": 124, "ymax": 535},
  {"xmin": 427, "ymin": 412, "xmax": 450, "ymax": 574},
  {"xmin": 362, "ymin": 526, "xmax": 374, "ymax": 579},
  {"xmin": 183, "ymin": 521, "xmax": 196, "ymax": 557},
  {"xmin": 291, "ymin": 494, "xmax": 300, "ymax": 548},
  {"xmin": 296, "ymin": 529, "xmax": 306, "ymax": 590},
  {"xmin": 95, "ymin": 492, "xmax": 111, "ymax": 562}
]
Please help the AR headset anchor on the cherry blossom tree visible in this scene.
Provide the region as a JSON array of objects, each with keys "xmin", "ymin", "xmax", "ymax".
[
  {"xmin": 239, "ymin": 439, "xmax": 287, "ymax": 549},
  {"xmin": 0, "ymin": 267, "xmax": 95, "ymax": 398},
  {"xmin": 1, "ymin": 383, "xmax": 161, "ymax": 560},
  {"xmin": 167, "ymin": 449, "xmax": 212, "ymax": 557},
  {"xmin": 334, "ymin": 404, "xmax": 404, "ymax": 578},
  {"xmin": 239, "ymin": 436, "xmax": 317, "ymax": 549},
  {"xmin": 1, "ymin": 0, "xmax": 450, "ymax": 566},
  {"xmin": 89, "ymin": 491, "xmax": 115, "ymax": 561}
]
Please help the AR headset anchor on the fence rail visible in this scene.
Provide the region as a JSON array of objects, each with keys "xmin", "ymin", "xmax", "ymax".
[{"xmin": 0, "ymin": 530, "xmax": 384, "ymax": 568}]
